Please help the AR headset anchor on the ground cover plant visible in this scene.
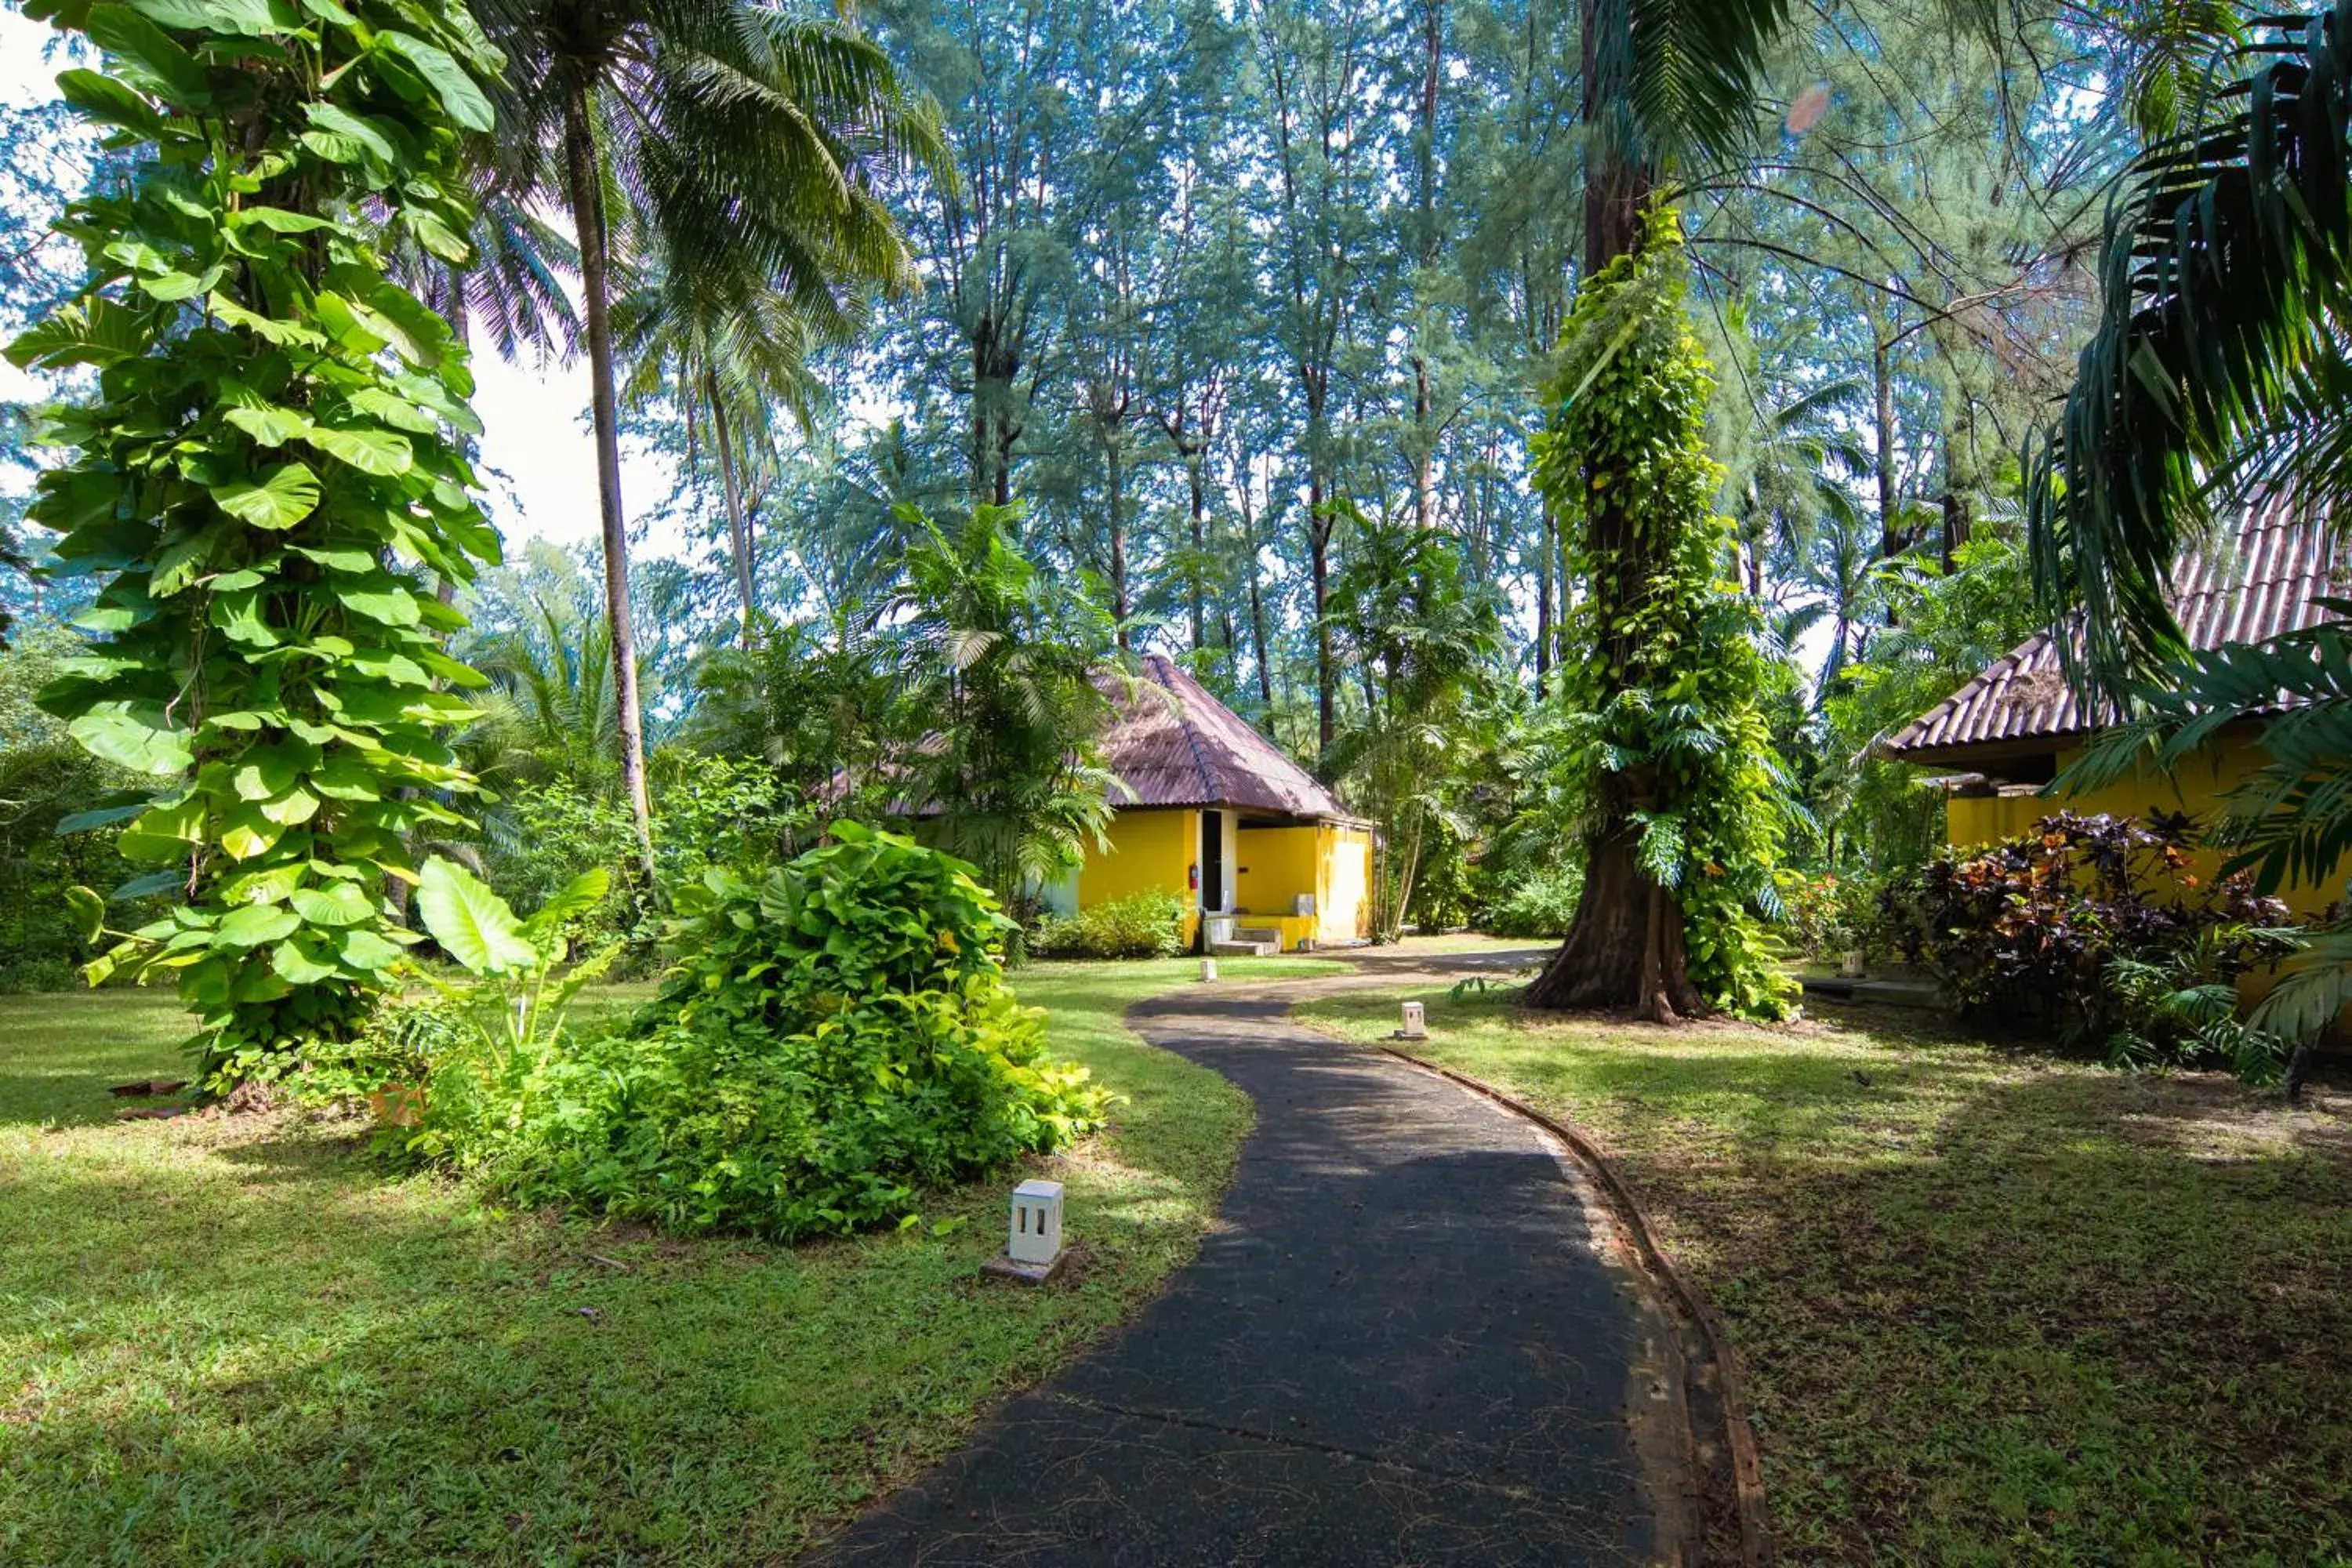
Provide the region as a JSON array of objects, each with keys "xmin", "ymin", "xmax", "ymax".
[
  {"xmin": 0, "ymin": 955, "xmax": 1322, "ymax": 1564},
  {"xmin": 1298, "ymin": 981, "xmax": 2352, "ymax": 1565}
]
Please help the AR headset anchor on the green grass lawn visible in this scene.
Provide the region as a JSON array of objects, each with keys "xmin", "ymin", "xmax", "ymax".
[
  {"xmin": 0, "ymin": 956, "xmax": 1322, "ymax": 1566},
  {"xmin": 1299, "ymin": 984, "xmax": 2352, "ymax": 1566}
]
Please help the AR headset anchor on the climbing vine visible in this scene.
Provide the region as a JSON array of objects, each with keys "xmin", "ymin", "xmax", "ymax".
[
  {"xmin": 11, "ymin": 0, "xmax": 503, "ymax": 1083},
  {"xmin": 1532, "ymin": 210, "xmax": 1794, "ymax": 1018}
]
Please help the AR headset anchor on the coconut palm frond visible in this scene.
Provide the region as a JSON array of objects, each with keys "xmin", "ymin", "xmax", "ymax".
[{"xmin": 2028, "ymin": 0, "xmax": 2352, "ymax": 698}]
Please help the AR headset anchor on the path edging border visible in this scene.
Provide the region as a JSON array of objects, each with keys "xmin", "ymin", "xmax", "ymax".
[{"xmin": 1367, "ymin": 1039, "xmax": 1775, "ymax": 1568}]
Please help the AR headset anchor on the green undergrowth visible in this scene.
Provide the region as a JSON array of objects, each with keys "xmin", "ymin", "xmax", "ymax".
[
  {"xmin": 1298, "ymin": 983, "xmax": 2352, "ymax": 1566},
  {"xmin": 0, "ymin": 956, "xmax": 1315, "ymax": 1564}
]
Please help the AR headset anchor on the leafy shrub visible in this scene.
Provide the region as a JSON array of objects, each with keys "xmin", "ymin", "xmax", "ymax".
[
  {"xmin": 1030, "ymin": 890, "xmax": 1189, "ymax": 959},
  {"xmin": 295, "ymin": 994, "xmax": 467, "ymax": 1107},
  {"xmin": 1882, "ymin": 811, "xmax": 2300, "ymax": 1080},
  {"xmin": 1779, "ymin": 869, "xmax": 1885, "ymax": 960},
  {"xmin": 474, "ymin": 756, "xmax": 811, "ymax": 964},
  {"xmin": 0, "ymin": 630, "xmax": 151, "ymax": 990},
  {"xmin": 417, "ymin": 824, "xmax": 1104, "ymax": 1239},
  {"xmin": 471, "ymin": 778, "xmax": 649, "ymax": 960},
  {"xmin": 1477, "ymin": 862, "xmax": 1585, "ymax": 938}
]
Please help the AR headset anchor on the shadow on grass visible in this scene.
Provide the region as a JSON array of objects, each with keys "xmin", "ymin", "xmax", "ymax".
[
  {"xmin": 0, "ymin": 967, "xmax": 1265, "ymax": 1566},
  {"xmin": 0, "ymin": 989, "xmax": 191, "ymax": 1128},
  {"xmin": 1296, "ymin": 987, "xmax": 2352, "ymax": 1565}
]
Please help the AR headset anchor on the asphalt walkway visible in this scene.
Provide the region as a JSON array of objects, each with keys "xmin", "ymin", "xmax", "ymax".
[{"xmin": 815, "ymin": 978, "xmax": 1679, "ymax": 1566}]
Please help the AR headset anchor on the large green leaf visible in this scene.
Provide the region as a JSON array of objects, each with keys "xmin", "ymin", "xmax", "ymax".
[
  {"xmin": 218, "ymin": 903, "xmax": 302, "ymax": 949},
  {"xmin": 84, "ymin": 2, "xmax": 209, "ymax": 101},
  {"xmin": 289, "ymin": 880, "xmax": 373, "ymax": 927},
  {"xmin": 306, "ymin": 424, "xmax": 412, "ymax": 476},
  {"xmin": 68, "ymin": 700, "xmax": 192, "ymax": 775},
  {"xmin": 376, "ymin": 30, "xmax": 493, "ymax": 132},
  {"xmin": 117, "ymin": 795, "xmax": 205, "ymax": 862},
  {"xmin": 416, "ymin": 856, "xmax": 539, "ymax": 975},
  {"xmin": 335, "ymin": 581, "xmax": 423, "ymax": 626},
  {"xmin": 65, "ymin": 886, "xmax": 107, "ymax": 945},
  {"xmin": 212, "ymin": 462, "xmax": 321, "ymax": 529},
  {"xmin": 54, "ymin": 67, "xmax": 162, "ymax": 137},
  {"xmin": 521, "ymin": 867, "xmax": 611, "ymax": 942}
]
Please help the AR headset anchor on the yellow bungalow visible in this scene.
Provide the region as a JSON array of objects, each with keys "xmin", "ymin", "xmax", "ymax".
[
  {"xmin": 1883, "ymin": 499, "xmax": 2345, "ymax": 916},
  {"xmin": 1040, "ymin": 655, "xmax": 1374, "ymax": 953}
]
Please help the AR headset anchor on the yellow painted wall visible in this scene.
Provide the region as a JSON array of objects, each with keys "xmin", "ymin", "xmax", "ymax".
[
  {"xmin": 1230, "ymin": 822, "xmax": 1371, "ymax": 946},
  {"xmin": 1317, "ymin": 825, "xmax": 1373, "ymax": 944},
  {"xmin": 1069, "ymin": 808, "xmax": 1372, "ymax": 950},
  {"xmin": 1236, "ymin": 826, "xmax": 1318, "ymax": 923},
  {"xmin": 1944, "ymin": 735, "xmax": 2334, "ymax": 917},
  {"xmin": 1080, "ymin": 807, "xmax": 1200, "ymax": 946}
]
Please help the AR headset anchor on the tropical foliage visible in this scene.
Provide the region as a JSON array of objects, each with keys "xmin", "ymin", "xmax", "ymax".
[
  {"xmin": 889, "ymin": 503, "xmax": 1123, "ymax": 902},
  {"xmin": 1881, "ymin": 811, "xmax": 2302, "ymax": 1082},
  {"xmin": 12, "ymin": 0, "xmax": 501, "ymax": 1083},
  {"xmin": 414, "ymin": 824, "xmax": 1104, "ymax": 1238},
  {"xmin": 1323, "ymin": 505, "xmax": 1501, "ymax": 942},
  {"xmin": 1029, "ymin": 888, "xmax": 1190, "ymax": 960},
  {"xmin": 2030, "ymin": 1, "xmax": 2352, "ymax": 1064},
  {"xmin": 470, "ymin": 0, "xmax": 945, "ymax": 866}
]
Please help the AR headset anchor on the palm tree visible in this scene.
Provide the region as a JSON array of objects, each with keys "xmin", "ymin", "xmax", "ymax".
[
  {"xmin": 2030, "ymin": 0, "xmax": 2352, "ymax": 691},
  {"xmin": 1323, "ymin": 506, "xmax": 1503, "ymax": 941},
  {"xmin": 472, "ymin": 0, "xmax": 943, "ymax": 873},
  {"xmin": 613, "ymin": 259, "xmax": 838, "ymax": 638},
  {"xmin": 888, "ymin": 505, "xmax": 1123, "ymax": 902},
  {"xmin": 2028, "ymin": 2, "xmax": 2352, "ymax": 1076},
  {"xmin": 1718, "ymin": 372, "xmax": 1872, "ymax": 598}
]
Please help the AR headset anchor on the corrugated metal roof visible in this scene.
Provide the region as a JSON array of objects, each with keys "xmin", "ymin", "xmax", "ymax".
[
  {"xmin": 1884, "ymin": 496, "xmax": 2346, "ymax": 761},
  {"xmin": 1098, "ymin": 655, "xmax": 1354, "ymax": 819}
]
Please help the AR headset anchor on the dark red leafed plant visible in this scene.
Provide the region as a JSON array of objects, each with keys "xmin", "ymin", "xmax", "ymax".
[{"xmin": 1881, "ymin": 811, "xmax": 2301, "ymax": 1080}]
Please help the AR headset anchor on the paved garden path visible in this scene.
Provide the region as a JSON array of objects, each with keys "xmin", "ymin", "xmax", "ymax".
[{"xmin": 816, "ymin": 967, "xmax": 1685, "ymax": 1566}]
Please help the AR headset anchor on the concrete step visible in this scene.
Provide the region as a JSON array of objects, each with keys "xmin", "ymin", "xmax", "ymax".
[{"xmin": 1210, "ymin": 939, "xmax": 1280, "ymax": 958}]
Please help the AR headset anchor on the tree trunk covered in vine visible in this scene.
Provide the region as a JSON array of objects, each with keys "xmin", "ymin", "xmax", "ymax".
[{"xmin": 1525, "ymin": 0, "xmax": 1703, "ymax": 1021}]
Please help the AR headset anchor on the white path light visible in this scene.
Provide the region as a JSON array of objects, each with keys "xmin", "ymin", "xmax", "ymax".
[
  {"xmin": 980, "ymin": 1178, "xmax": 1070, "ymax": 1286},
  {"xmin": 1201, "ymin": 956, "xmax": 1218, "ymax": 982},
  {"xmin": 1397, "ymin": 1001, "xmax": 1427, "ymax": 1040}
]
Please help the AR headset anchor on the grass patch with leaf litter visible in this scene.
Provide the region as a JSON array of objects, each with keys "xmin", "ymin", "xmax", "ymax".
[
  {"xmin": 1298, "ymin": 982, "xmax": 2352, "ymax": 1566},
  {"xmin": 0, "ymin": 956, "xmax": 1321, "ymax": 1564}
]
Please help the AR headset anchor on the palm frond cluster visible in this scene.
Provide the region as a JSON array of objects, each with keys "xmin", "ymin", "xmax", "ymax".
[{"xmin": 2031, "ymin": 0, "xmax": 2352, "ymax": 692}]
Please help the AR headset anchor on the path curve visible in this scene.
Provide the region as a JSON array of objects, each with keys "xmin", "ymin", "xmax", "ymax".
[{"xmin": 815, "ymin": 975, "xmax": 1689, "ymax": 1566}]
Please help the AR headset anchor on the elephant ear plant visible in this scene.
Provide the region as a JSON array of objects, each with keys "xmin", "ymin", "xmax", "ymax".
[
  {"xmin": 412, "ymin": 857, "xmax": 618, "ymax": 1064},
  {"xmin": 18, "ymin": 0, "xmax": 504, "ymax": 1086}
]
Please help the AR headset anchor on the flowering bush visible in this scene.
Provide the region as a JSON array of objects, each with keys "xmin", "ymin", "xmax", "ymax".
[
  {"xmin": 1881, "ymin": 811, "xmax": 2300, "ymax": 1080},
  {"xmin": 1780, "ymin": 869, "xmax": 1885, "ymax": 960}
]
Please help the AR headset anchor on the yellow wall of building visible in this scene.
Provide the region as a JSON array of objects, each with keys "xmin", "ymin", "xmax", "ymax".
[
  {"xmin": 1236, "ymin": 826, "xmax": 1317, "ymax": 923},
  {"xmin": 1944, "ymin": 735, "xmax": 2334, "ymax": 916},
  {"xmin": 1230, "ymin": 822, "xmax": 1371, "ymax": 947},
  {"xmin": 1080, "ymin": 807, "xmax": 1201, "ymax": 946},
  {"xmin": 1069, "ymin": 808, "xmax": 1372, "ymax": 950},
  {"xmin": 1317, "ymin": 825, "xmax": 1373, "ymax": 945}
]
